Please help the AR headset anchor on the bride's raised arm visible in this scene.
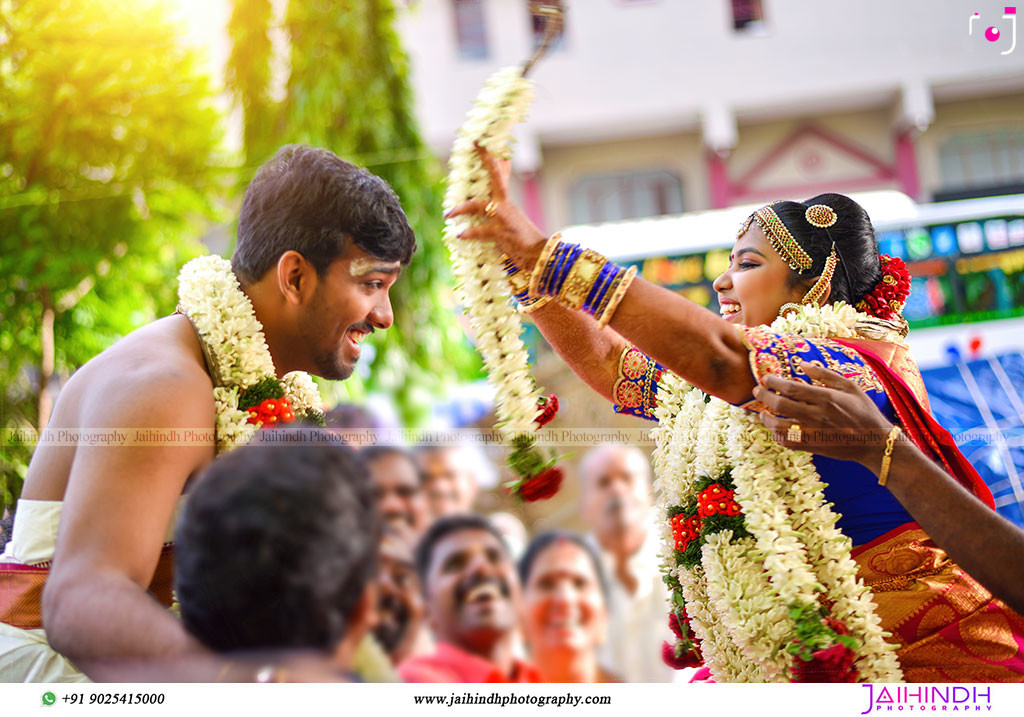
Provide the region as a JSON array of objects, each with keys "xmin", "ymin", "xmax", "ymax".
[{"xmin": 448, "ymin": 146, "xmax": 756, "ymax": 407}]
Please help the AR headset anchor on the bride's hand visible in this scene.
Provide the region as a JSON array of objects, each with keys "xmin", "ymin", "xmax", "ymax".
[{"xmin": 445, "ymin": 143, "xmax": 548, "ymax": 270}]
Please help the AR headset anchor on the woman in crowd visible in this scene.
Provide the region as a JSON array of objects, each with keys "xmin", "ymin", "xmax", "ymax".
[{"xmin": 519, "ymin": 532, "xmax": 619, "ymax": 683}]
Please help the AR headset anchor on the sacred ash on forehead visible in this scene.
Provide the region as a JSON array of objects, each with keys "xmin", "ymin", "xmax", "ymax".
[{"xmin": 349, "ymin": 257, "xmax": 379, "ymax": 276}]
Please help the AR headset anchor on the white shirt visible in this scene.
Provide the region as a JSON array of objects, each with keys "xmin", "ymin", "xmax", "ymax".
[{"xmin": 590, "ymin": 526, "xmax": 678, "ymax": 683}]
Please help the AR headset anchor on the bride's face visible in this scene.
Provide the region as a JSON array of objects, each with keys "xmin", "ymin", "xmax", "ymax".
[{"xmin": 712, "ymin": 224, "xmax": 808, "ymax": 327}]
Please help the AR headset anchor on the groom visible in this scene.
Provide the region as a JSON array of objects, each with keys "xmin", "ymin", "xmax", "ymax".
[{"xmin": 0, "ymin": 145, "xmax": 415, "ymax": 680}]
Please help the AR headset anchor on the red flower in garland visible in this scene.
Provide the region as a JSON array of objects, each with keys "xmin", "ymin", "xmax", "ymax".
[
  {"xmin": 535, "ymin": 394, "xmax": 559, "ymax": 428},
  {"xmin": 661, "ymin": 640, "xmax": 703, "ymax": 670},
  {"xmin": 697, "ymin": 484, "xmax": 743, "ymax": 519},
  {"xmin": 670, "ymin": 513, "xmax": 703, "ymax": 551},
  {"xmin": 791, "ymin": 643, "xmax": 859, "ymax": 683},
  {"xmin": 515, "ymin": 466, "xmax": 564, "ymax": 502},
  {"xmin": 246, "ymin": 397, "xmax": 296, "ymax": 427},
  {"xmin": 669, "ymin": 612, "xmax": 684, "ymax": 640},
  {"xmin": 791, "ymin": 617, "xmax": 859, "ymax": 683},
  {"xmin": 856, "ymin": 254, "xmax": 911, "ymax": 321}
]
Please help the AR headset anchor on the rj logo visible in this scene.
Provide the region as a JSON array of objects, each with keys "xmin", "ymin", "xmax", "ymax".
[{"xmin": 970, "ymin": 7, "xmax": 1017, "ymax": 54}]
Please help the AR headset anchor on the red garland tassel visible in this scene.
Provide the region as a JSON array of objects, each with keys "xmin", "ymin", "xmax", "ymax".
[
  {"xmin": 516, "ymin": 466, "xmax": 564, "ymax": 502},
  {"xmin": 856, "ymin": 254, "xmax": 911, "ymax": 322},
  {"xmin": 791, "ymin": 617, "xmax": 860, "ymax": 683},
  {"xmin": 791, "ymin": 643, "xmax": 859, "ymax": 683},
  {"xmin": 662, "ymin": 640, "xmax": 703, "ymax": 670},
  {"xmin": 669, "ymin": 612, "xmax": 684, "ymax": 640},
  {"xmin": 535, "ymin": 394, "xmax": 559, "ymax": 427},
  {"xmin": 246, "ymin": 397, "xmax": 296, "ymax": 428}
]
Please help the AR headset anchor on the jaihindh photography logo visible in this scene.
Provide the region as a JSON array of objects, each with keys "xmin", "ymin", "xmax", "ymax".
[{"xmin": 860, "ymin": 685, "xmax": 993, "ymax": 713}]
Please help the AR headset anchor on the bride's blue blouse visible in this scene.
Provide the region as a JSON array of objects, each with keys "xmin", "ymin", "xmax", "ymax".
[{"xmin": 616, "ymin": 329, "xmax": 914, "ymax": 546}]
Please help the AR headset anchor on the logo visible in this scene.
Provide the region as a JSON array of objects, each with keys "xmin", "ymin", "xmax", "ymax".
[
  {"xmin": 861, "ymin": 685, "xmax": 993, "ymax": 713},
  {"xmin": 970, "ymin": 7, "xmax": 1017, "ymax": 55},
  {"xmin": 41, "ymin": 692, "xmax": 56, "ymax": 706}
]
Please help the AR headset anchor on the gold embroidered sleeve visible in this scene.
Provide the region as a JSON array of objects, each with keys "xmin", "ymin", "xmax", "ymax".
[{"xmin": 612, "ymin": 345, "xmax": 665, "ymax": 422}]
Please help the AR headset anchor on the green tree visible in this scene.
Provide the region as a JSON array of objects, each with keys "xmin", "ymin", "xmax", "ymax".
[
  {"xmin": 0, "ymin": 0, "xmax": 225, "ymax": 510},
  {"xmin": 226, "ymin": 0, "xmax": 481, "ymax": 425}
]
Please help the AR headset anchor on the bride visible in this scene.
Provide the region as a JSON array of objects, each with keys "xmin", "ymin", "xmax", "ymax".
[{"xmin": 449, "ymin": 146, "xmax": 1023, "ymax": 683}]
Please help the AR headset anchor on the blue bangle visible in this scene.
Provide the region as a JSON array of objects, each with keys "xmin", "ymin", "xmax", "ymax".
[
  {"xmin": 539, "ymin": 243, "xmax": 568, "ymax": 295},
  {"xmin": 552, "ymin": 244, "xmax": 582, "ymax": 296},
  {"xmin": 543, "ymin": 242, "xmax": 574, "ymax": 296},
  {"xmin": 583, "ymin": 262, "xmax": 616, "ymax": 315}
]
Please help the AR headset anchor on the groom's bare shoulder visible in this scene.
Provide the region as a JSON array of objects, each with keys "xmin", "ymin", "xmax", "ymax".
[
  {"xmin": 25, "ymin": 315, "xmax": 216, "ymax": 501},
  {"xmin": 68, "ymin": 314, "xmax": 214, "ymax": 412}
]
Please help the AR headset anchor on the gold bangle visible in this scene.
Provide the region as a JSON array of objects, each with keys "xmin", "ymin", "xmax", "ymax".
[
  {"xmin": 557, "ymin": 249, "xmax": 606, "ymax": 310},
  {"xmin": 518, "ymin": 296, "xmax": 553, "ymax": 314},
  {"xmin": 528, "ymin": 233, "xmax": 563, "ymax": 298},
  {"xmin": 878, "ymin": 425, "xmax": 901, "ymax": 487},
  {"xmin": 597, "ymin": 265, "xmax": 637, "ymax": 329}
]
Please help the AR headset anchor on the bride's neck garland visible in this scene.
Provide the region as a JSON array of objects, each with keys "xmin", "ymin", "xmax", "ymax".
[
  {"xmin": 655, "ymin": 303, "xmax": 904, "ymax": 683},
  {"xmin": 177, "ymin": 255, "xmax": 324, "ymax": 453},
  {"xmin": 443, "ymin": 68, "xmax": 561, "ymax": 500}
]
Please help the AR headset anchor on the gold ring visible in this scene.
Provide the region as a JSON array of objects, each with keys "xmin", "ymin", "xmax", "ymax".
[
  {"xmin": 786, "ymin": 423, "xmax": 802, "ymax": 443},
  {"xmin": 484, "ymin": 200, "xmax": 498, "ymax": 218}
]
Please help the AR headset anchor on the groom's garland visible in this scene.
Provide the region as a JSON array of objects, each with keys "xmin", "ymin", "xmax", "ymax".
[
  {"xmin": 177, "ymin": 255, "xmax": 324, "ymax": 453},
  {"xmin": 655, "ymin": 303, "xmax": 903, "ymax": 682},
  {"xmin": 442, "ymin": 68, "xmax": 562, "ymax": 500}
]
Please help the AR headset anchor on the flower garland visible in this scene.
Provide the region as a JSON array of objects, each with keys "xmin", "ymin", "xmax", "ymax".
[
  {"xmin": 177, "ymin": 255, "xmax": 324, "ymax": 453},
  {"xmin": 442, "ymin": 67, "xmax": 560, "ymax": 501},
  {"xmin": 654, "ymin": 303, "xmax": 903, "ymax": 682}
]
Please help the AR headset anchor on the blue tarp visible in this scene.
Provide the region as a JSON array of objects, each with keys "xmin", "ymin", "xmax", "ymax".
[{"xmin": 921, "ymin": 352, "xmax": 1024, "ymax": 527}]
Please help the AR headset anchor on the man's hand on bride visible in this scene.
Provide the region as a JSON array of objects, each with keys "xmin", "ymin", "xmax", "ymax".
[
  {"xmin": 755, "ymin": 363, "xmax": 896, "ymax": 468},
  {"xmin": 445, "ymin": 143, "xmax": 547, "ymax": 270}
]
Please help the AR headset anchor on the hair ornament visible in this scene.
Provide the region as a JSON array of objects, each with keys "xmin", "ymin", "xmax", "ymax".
[
  {"xmin": 739, "ymin": 202, "xmax": 814, "ymax": 273},
  {"xmin": 856, "ymin": 255, "xmax": 911, "ymax": 320},
  {"xmin": 805, "ymin": 204, "xmax": 838, "ymax": 229}
]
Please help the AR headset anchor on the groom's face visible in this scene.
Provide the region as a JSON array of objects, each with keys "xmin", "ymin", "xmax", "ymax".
[{"xmin": 300, "ymin": 244, "xmax": 401, "ymax": 380}]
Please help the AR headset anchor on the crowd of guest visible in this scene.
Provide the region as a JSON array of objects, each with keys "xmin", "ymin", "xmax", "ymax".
[{"xmin": 168, "ymin": 416, "xmax": 677, "ymax": 683}]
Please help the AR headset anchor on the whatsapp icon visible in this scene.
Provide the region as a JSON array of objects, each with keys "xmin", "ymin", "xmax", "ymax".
[{"xmin": 42, "ymin": 691, "xmax": 56, "ymax": 706}]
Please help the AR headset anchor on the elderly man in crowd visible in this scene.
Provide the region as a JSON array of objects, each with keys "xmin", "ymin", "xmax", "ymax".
[
  {"xmin": 398, "ymin": 515, "xmax": 541, "ymax": 683},
  {"xmin": 416, "ymin": 446, "xmax": 479, "ymax": 520},
  {"xmin": 579, "ymin": 444, "xmax": 675, "ymax": 682}
]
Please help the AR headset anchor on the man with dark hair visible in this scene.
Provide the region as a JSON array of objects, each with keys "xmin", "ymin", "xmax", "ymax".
[
  {"xmin": 399, "ymin": 515, "xmax": 541, "ymax": 683},
  {"xmin": 175, "ymin": 435, "xmax": 379, "ymax": 666},
  {"xmin": 0, "ymin": 145, "xmax": 414, "ymax": 680},
  {"xmin": 374, "ymin": 524, "xmax": 427, "ymax": 666},
  {"xmin": 364, "ymin": 446, "xmax": 429, "ymax": 534}
]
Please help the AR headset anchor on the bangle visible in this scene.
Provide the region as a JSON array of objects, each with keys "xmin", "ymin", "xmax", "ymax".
[
  {"xmin": 878, "ymin": 425, "xmax": 901, "ymax": 487},
  {"xmin": 558, "ymin": 248, "xmax": 607, "ymax": 310},
  {"xmin": 596, "ymin": 265, "xmax": 638, "ymax": 328},
  {"xmin": 529, "ymin": 233, "xmax": 563, "ymax": 297},
  {"xmin": 518, "ymin": 296, "xmax": 553, "ymax": 314}
]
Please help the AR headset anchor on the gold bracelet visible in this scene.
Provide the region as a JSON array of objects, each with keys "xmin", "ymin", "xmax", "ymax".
[
  {"xmin": 528, "ymin": 233, "xmax": 563, "ymax": 298},
  {"xmin": 596, "ymin": 265, "xmax": 638, "ymax": 328},
  {"xmin": 558, "ymin": 249, "xmax": 607, "ymax": 310},
  {"xmin": 878, "ymin": 425, "xmax": 901, "ymax": 487},
  {"xmin": 518, "ymin": 296, "xmax": 553, "ymax": 314}
]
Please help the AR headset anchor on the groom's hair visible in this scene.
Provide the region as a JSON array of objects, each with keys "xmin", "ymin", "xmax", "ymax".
[
  {"xmin": 174, "ymin": 429, "xmax": 380, "ymax": 652},
  {"xmin": 231, "ymin": 145, "xmax": 416, "ymax": 285}
]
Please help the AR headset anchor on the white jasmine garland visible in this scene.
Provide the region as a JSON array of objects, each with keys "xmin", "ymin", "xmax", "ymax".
[
  {"xmin": 177, "ymin": 255, "xmax": 323, "ymax": 453},
  {"xmin": 443, "ymin": 67, "xmax": 542, "ymax": 441},
  {"xmin": 651, "ymin": 303, "xmax": 903, "ymax": 682}
]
